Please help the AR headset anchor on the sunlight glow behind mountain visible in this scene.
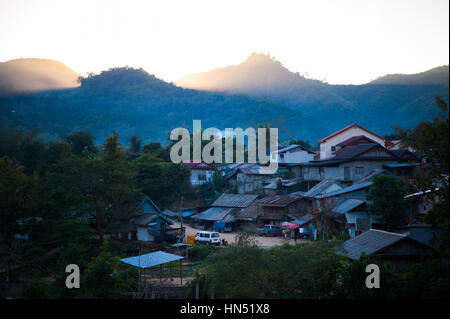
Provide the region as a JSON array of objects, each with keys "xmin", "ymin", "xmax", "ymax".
[{"xmin": 0, "ymin": 0, "xmax": 448, "ymax": 84}]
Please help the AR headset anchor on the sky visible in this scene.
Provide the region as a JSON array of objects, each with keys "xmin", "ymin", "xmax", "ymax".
[{"xmin": 0, "ymin": 0, "xmax": 448, "ymax": 84}]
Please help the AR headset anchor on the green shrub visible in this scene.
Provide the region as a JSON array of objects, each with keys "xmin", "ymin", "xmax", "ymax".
[{"xmin": 188, "ymin": 245, "xmax": 216, "ymax": 262}]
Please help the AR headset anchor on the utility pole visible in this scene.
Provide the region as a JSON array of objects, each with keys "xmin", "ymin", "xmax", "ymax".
[{"xmin": 180, "ymin": 195, "xmax": 184, "ymax": 244}]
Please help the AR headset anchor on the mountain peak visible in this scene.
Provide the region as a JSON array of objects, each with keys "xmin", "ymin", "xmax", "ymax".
[
  {"xmin": 176, "ymin": 52, "xmax": 319, "ymax": 92},
  {"xmin": 244, "ymin": 52, "xmax": 278, "ymax": 64}
]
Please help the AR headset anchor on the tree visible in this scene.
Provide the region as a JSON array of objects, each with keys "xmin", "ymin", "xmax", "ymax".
[
  {"xmin": 134, "ymin": 153, "xmax": 190, "ymax": 208},
  {"xmin": 367, "ymin": 175, "xmax": 407, "ymax": 228},
  {"xmin": 97, "ymin": 131, "xmax": 137, "ymax": 239},
  {"xmin": 21, "ymin": 277, "xmax": 56, "ymax": 299},
  {"xmin": 0, "ymin": 156, "xmax": 36, "ymax": 278},
  {"xmin": 76, "ymin": 242, "xmax": 133, "ymax": 298},
  {"xmin": 18, "ymin": 134, "xmax": 46, "ymax": 174},
  {"xmin": 66, "ymin": 131, "xmax": 97, "ymax": 156},
  {"xmin": 126, "ymin": 133, "xmax": 142, "ymax": 160},
  {"xmin": 288, "ymin": 138, "xmax": 312, "ymax": 150},
  {"xmin": 406, "ymin": 96, "xmax": 449, "ymax": 255},
  {"xmin": 43, "ymin": 141, "xmax": 72, "ymax": 167}
]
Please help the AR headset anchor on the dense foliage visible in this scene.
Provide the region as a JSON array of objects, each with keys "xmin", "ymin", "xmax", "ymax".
[
  {"xmin": 0, "ymin": 128, "xmax": 192, "ymax": 298},
  {"xmin": 185, "ymin": 237, "xmax": 448, "ymax": 299},
  {"xmin": 367, "ymin": 175, "xmax": 408, "ymax": 227}
]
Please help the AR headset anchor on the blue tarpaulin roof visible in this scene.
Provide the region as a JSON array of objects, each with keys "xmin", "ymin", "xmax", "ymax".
[
  {"xmin": 120, "ymin": 251, "xmax": 184, "ymax": 269},
  {"xmin": 384, "ymin": 163, "xmax": 420, "ymax": 168}
]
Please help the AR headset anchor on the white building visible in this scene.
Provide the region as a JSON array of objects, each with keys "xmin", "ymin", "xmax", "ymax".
[
  {"xmin": 183, "ymin": 161, "xmax": 216, "ymax": 186},
  {"xmin": 271, "ymin": 144, "xmax": 315, "ymax": 164},
  {"xmin": 318, "ymin": 124, "xmax": 394, "ymax": 160}
]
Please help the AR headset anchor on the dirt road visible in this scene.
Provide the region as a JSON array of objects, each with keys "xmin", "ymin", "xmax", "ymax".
[{"xmin": 172, "ymin": 221, "xmax": 308, "ymax": 248}]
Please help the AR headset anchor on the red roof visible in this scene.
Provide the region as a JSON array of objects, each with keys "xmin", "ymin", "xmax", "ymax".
[
  {"xmin": 318, "ymin": 124, "xmax": 394, "ymax": 147},
  {"xmin": 336, "ymin": 135, "xmax": 378, "ymax": 147}
]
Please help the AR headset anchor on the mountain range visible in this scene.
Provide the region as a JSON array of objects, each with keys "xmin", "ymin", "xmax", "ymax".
[
  {"xmin": 0, "ymin": 58, "xmax": 79, "ymax": 93},
  {"xmin": 0, "ymin": 55, "xmax": 448, "ymax": 145}
]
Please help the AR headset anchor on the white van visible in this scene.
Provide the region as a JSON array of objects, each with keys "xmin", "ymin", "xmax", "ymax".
[{"xmin": 194, "ymin": 231, "xmax": 221, "ymax": 245}]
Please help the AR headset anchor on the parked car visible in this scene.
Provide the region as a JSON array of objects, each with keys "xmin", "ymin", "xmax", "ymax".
[
  {"xmin": 194, "ymin": 231, "xmax": 221, "ymax": 245},
  {"xmin": 262, "ymin": 224, "xmax": 282, "ymax": 237}
]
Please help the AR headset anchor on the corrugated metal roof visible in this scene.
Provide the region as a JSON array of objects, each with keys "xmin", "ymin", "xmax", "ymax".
[
  {"xmin": 315, "ymin": 181, "xmax": 373, "ymax": 199},
  {"xmin": 263, "ymin": 177, "xmax": 302, "ymax": 189},
  {"xmin": 136, "ymin": 196, "xmax": 161, "ymax": 214},
  {"xmin": 353, "ymin": 169, "xmax": 393, "ymax": 184},
  {"xmin": 257, "ymin": 195, "xmax": 301, "ymax": 207},
  {"xmin": 134, "ymin": 213, "xmax": 173, "ymax": 226},
  {"xmin": 336, "ymin": 135, "xmax": 378, "ymax": 147},
  {"xmin": 212, "ymin": 193, "xmax": 258, "ymax": 208},
  {"xmin": 182, "ymin": 161, "xmax": 216, "ymax": 170},
  {"xmin": 264, "ymin": 182, "xmax": 278, "ymax": 189},
  {"xmin": 191, "ymin": 207, "xmax": 236, "ymax": 222},
  {"xmin": 333, "ymin": 199, "xmax": 366, "ymax": 214},
  {"xmin": 290, "ymin": 213, "xmax": 314, "ymax": 226},
  {"xmin": 236, "ymin": 204, "xmax": 259, "ymax": 220},
  {"xmin": 337, "ymin": 229, "xmax": 406, "ymax": 260},
  {"xmin": 275, "ymin": 144, "xmax": 313, "ymax": 154},
  {"xmin": 303, "ymin": 180, "xmax": 343, "ymax": 198},
  {"xmin": 333, "ymin": 144, "xmax": 382, "ymax": 159},
  {"xmin": 120, "ymin": 251, "xmax": 184, "ymax": 269}
]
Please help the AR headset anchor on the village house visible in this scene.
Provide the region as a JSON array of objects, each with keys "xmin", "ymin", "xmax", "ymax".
[
  {"xmin": 332, "ymin": 198, "xmax": 374, "ymax": 238},
  {"xmin": 263, "ymin": 176, "xmax": 305, "ymax": 195},
  {"xmin": 191, "ymin": 193, "xmax": 259, "ymax": 231},
  {"xmin": 116, "ymin": 196, "xmax": 178, "ymax": 242},
  {"xmin": 182, "ymin": 161, "xmax": 216, "ymax": 186},
  {"xmin": 310, "ymin": 169, "xmax": 394, "ymax": 229},
  {"xmin": 270, "ymin": 144, "xmax": 315, "ymax": 164},
  {"xmin": 223, "ymin": 163, "xmax": 268, "ymax": 194},
  {"xmin": 302, "ymin": 143, "xmax": 404, "ymax": 182},
  {"xmin": 388, "ymin": 139, "xmax": 416, "ymax": 152},
  {"xmin": 337, "ymin": 229, "xmax": 430, "ymax": 270},
  {"xmin": 383, "ymin": 149, "xmax": 422, "ymax": 181},
  {"xmin": 403, "ymin": 186, "xmax": 440, "ymax": 224},
  {"xmin": 318, "ymin": 123, "xmax": 394, "ymax": 160},
  {"xmin": 256, "ymin": 194, "xmax": 304, "ymax": 226},
  {"xmin": 290, "ymin": 179, "xmax": 346, "ymax": 216},
  {"xmin": 312, "ymin": 169, "xmax": 393, "ymax": 211}
]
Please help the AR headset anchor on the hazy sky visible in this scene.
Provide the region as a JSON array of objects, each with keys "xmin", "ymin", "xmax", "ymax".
[{"xmin": 0, "ymin": 0, "xmax": 448, "ymax": 84}]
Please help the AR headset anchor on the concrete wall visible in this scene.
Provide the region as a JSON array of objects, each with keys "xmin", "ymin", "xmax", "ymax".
[
  {"xmin": 190, "ymin": 169, "xmax": 214, "ymax": 186},
  {"xmin": 303, "ymin": 160, "xmax": 397, "ymax": 182},
  {"xmin": 273, "ymin": 148, "xmax": 315, "ymax": 164}
]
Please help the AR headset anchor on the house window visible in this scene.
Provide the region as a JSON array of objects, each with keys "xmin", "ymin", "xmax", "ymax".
[
  {"xmin": 344, "ymin": 167, "xmax": 350, "ymax": 180},
  {"xmin": 331, "ymin": 146, "xmax": 336, "ymax": 152},
  {"xmin": 355, "ymin": 167, "xmax": 364, "ymax": 175},
  {"xmin": 197, "ymin": 172, "xmax": 207, "ymax": 181}
]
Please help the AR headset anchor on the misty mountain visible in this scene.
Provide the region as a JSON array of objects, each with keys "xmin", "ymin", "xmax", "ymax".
[
  {"xmin": 369, "ymin": 65, "xmax": 449, "ymax": 85},
  {"xmin": 177, "ymin": 53, "xmax": 325, "ymax": 94},
  {"xmin": 0, "ymin": 55, "xmax": 448, "ymax": 147},
  {"xmin": 0, "ymin": 58, "xmax": 80, "ymax": 94},
  {"xmin": 176, "ymin": 53, "xmax": 449, "ymax": 135},
  {"xmin": 0, "ymin": 67, "xmax": 322, "ymax": 144}
]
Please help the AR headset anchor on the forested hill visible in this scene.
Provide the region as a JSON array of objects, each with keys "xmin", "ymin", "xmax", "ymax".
[
  {"xmin": 177, "ymin": 54, "xmax": 449, "ymax": 135},
  {"xmin": 0, "ymin": 62, "xmax": 448, "ymax": 146},
  {"xmin": 0, "ymin": 67, "xmax": 321, "ymax": 144}
]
